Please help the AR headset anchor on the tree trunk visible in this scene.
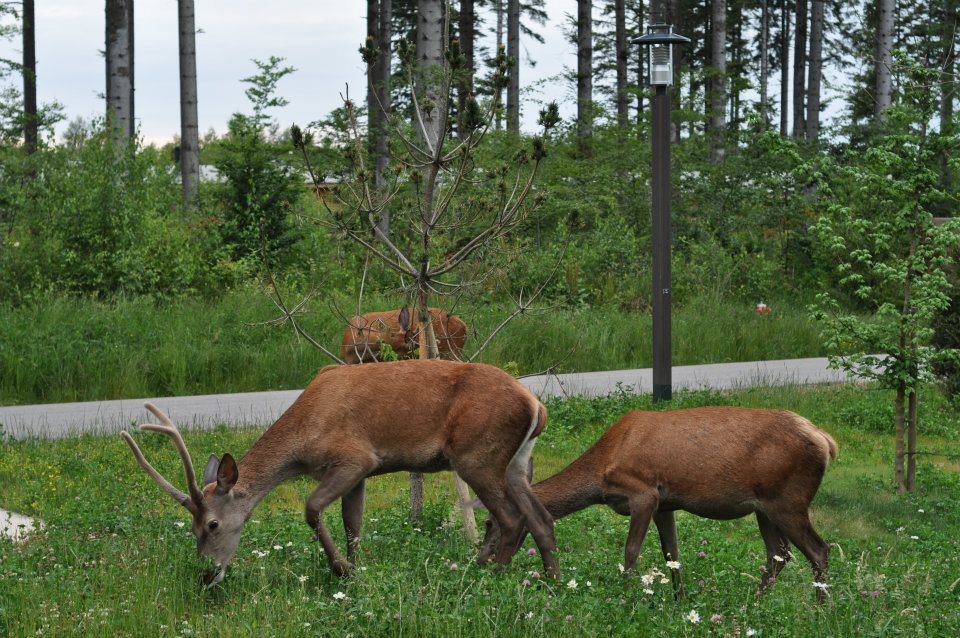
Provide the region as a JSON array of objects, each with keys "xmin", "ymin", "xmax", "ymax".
[
  {"xmin": 895, "ymin": 383, "xmax": 906, "ymax": 492},
  {"xmin": 22, "ymin": 0, "xmax": 37, "ymax": 154},
  {"xmin": 792, "ymin": 0, "xmax": 806, "ymax": 138},
  {"xmin": 376, "ymin": 0, "xmax": 392, "ymax": 235},
  {"xmin": 507, "ymin": 0, "xmax": 520, "ymax": 133},
  {"xmin": 178, "ymin": 0, "xmax": 200, "ymax": 211},
  {"xmin": 906, "ymin": 389, "xmax": 917, "ymax": 492},
  {"xmin": 106, "ymin": 0, "xmax": 135, "ymax": 144},
  {"xmin": 615, "ymin": 0, "xmax": 629, "ymax": 132},
  {"xmin": 940, "ymin": 0, "xmax": 956, "ymax": 192},
  {"xmin": 760, "ymin": 0, "xmax": 769, "ymax": 126},
  {"xmin": 805, "ymin": 0, "xmax": 824, "ymax": 141},
  {"xmin": 875, "ymin": 0, "xmax": 894, "ymax": 118},
  {"xmin": 416, "ymin": 0, "xmax": 444, "ymax": 150},
  {"xmin": 710, "ymin": 0, "xmax": 726, "ymax": 162},
  {"xmin": 779, "ymin": 0, "xmax": 789, "ymax": 137},
  {"xmin": 495, "ymin": 0, "xmax": 505, "ymax": 130},
  {"xmin": 457, "ymin": 0, "xmax": 474, "ymax": 138},
  {"xmin": 635, "ymin": 1, "xmax": 645, "ymax": 127},
  {"xmin": 577, "ymin": 0, "xmax": 593, "ymax": 156}
]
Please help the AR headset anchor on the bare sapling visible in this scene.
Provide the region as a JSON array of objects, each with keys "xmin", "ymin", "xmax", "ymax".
[
  {"xmin": 341, "ymin": 306, "xmax": 467, "ymax": 364},
  {"xmin": 478, "ymin": 406, "xmax": 838, "ymax": 602},
  {"xmin": 121, "ymin": 359, "xmax": 558, "ymax": 585}
]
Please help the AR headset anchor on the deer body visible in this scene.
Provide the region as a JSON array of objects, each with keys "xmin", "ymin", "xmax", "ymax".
[
  {"xmin": 122, "ymin": 359, "xmax": 557, "ymax": 585},
  {"xmin": 482, "ymin": 406, "xmax": 837, "ymax": 600},
  {"xmin": 341, "ymin": 307, "xmax": 467, "ymax": 364}
]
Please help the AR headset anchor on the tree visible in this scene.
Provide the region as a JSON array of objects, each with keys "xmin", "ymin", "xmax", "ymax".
[
  {"xmin": 456, "ymin": 0, "xmax": 474, "ymax": 136},
  {"xmin": 805, "ymin": 0, "xmax": 824, "ymax": 141},
  {"xmin": 875, "ymin": 0, "xmax": 894, "ymax": 118},
  {"xmin": 105, "ymin": 0, "xmax": 134, "ymax": 144},
  {"xmin": 759, "ymin": 0, "xmax": 770, "ymax": 126},
  {"xmin": 366, "ymin": 0, "xmax": 391, "ymax": 234},
  {"xmin": 213, "ymin": 57, "xmax": 302, "ymax": 263},
  {"xmin": 577, "ymin": 0, "xmax": 593, "ymax": 156},
  {"xmin": 507, "ymin": 0, "xmax": 520, "ymax": 132},
  {"xmin": 22, "ymin": 0, "xmax": 36, "ymax": 154},
  {"xmin": 178, "ymin": 0, "xmax": 200, "ymax": 211},
  {"xmin": 614, "ymin": 0, "xmax": 629, "ymax": 132},
  {"xmin": 709, "ymin": 0, "xmax": 727, "ymax": 162},
  {"xmin": 811, "ymin": 72, "xmax": 959, "ymax": 493},
  {"xmin": 792, "ymin": 0, "xmax": 806, "ymax": 137},
  {"xmin": 779, "ymin": 0, "xmax": 789, "ymax": 136},
  {"xmin": 292, "ymin": 27, "xmax": 559, "ymax": 536}
]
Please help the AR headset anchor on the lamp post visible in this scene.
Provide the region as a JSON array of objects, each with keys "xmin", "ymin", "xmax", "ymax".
[{"xmin": 634, "ymin": 24, "xmax": 689, "ymax": 404}]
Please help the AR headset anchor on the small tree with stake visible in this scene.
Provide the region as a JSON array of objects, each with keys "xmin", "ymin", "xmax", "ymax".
[
  {"xmin": 285, "ymin": 18, "xmax": 559, "ymax": 529},
  {"xmin": 809, "ymin": 60, "xmax": 960, "ymax": 493}
]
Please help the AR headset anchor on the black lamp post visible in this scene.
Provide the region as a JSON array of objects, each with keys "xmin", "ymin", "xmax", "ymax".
[{"xmin": 634, "ymin": 23, "xmax": 688, "ymax": 404}]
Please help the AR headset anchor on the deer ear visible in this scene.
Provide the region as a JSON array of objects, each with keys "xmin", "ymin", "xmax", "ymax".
[
  {"xmin": 202, "ymin": 454, "xmax": 220, "ymax": 487},
  {"xmin": 216, "ymin": 453, "xmax": 239, "ymax": 494},
  {"xmin": 398, "ymin": 306, "xmax": 411, "ymax": 332}
]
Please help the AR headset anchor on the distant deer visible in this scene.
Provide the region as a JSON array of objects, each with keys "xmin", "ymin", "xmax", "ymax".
[
  {"xmin": 341, "ymin": 306, "xmax": 467, "ymax": 364},
  {"xmin": 477, "ymin": 407, "xmax": 838, "ymax": 601},
  {"xmin": 121, "ymin": 359, "xmax": 558, "ymax": 586}
]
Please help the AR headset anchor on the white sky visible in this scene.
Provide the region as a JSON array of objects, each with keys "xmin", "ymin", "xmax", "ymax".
[{"xmin": 0, "ymin": 1, "xmax": 578, "ymax": 145}]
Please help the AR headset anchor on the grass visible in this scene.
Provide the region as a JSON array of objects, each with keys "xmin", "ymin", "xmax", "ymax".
[
  {"xmin": 0, "ymin": 289, "xmax": 824, "ymax": 405},
  {"xmin": 1, "ymin": 384, "xmax": 959, "ymax": 637}
]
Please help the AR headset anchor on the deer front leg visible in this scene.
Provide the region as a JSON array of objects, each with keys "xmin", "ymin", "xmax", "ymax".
[
  {"xmin": 305, "ymin": 464, "xmax": 370, "ymax": 577},
  {"xmin": 342, "ymin": 479, "xmax": 366, "ymax": 561},
  {"xmin": 653, "ymin": 510, "xmax": 685, "ymax": 598}
]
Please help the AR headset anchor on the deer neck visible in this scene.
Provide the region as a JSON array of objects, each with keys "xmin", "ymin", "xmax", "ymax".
[
  {"xmin": 532, "ymin": 453, "xmax": 605, "ymax": 520},
  {"xmin": 231, "ymin": 429, "xmax": 303, "ymax": 513}
]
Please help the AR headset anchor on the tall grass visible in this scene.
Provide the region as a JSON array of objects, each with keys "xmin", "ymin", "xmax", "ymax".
[
  {"xmin": 1, "ymin": 385, "xmax": 958, "ymax": 637},
  {"xmin": 0, "ymin": 289, "xmax": 824, "ymax": 405}
]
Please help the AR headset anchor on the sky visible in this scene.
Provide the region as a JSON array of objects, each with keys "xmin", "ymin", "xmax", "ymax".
[{"xmin": 0, "ymin": 1, "xmax": 578, "ymax": 146}]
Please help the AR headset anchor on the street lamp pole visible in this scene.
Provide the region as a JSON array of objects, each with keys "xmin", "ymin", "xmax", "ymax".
[{"xmin": 634, "ymin": 24, "xmax": 689, "ymax": 404}]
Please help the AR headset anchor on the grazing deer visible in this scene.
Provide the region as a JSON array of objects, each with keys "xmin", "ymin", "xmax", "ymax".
[
  {"xmin": 477, "ymin": 407, "xmax": 838, "ymax": 601},
  {"xmin": 341, "ymin": 307, "xmax": 467, "ymax": 364},
  {"xmin": 121, "ymin": 359, "xmax": 557, "ymax": 586}
]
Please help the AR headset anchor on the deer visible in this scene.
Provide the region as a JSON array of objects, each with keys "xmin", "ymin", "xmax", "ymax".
[
  {"xmin": 341, "ymin": 306, "xmax": 467, "ymax": 365},
  {"xmin": 121, "ymin": 358, "xmax": 558, "ymax": 586},
  {"xmin": 476, "ymin": 406, "xmax": 838, "ymax": 602}
]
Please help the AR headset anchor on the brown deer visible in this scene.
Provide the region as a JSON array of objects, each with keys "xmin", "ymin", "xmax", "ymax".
[
  {"xmin": 341, "ymin": 307, "xmax": 467, "ymax": 364},
  {"xmin": 121, "ymin": 359, "xmax": 558, "ymax": 586},
  {"xmin": 477, "ymin": 407, "xmax": 838, "ymax": 601}
]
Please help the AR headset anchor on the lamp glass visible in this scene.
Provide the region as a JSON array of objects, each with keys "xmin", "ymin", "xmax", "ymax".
[{"xmin": 649, "ymin": 42, "xmax": 673, "ymax": 86}]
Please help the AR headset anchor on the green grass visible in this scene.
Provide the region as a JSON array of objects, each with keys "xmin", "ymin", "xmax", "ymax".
[
  {"xmin": 0, "ymin": 290, "xmax": 824, "ymax": 405},
  {"xmin": 1, "ymin": 384, "xmax": 958, "ymax": 637}
]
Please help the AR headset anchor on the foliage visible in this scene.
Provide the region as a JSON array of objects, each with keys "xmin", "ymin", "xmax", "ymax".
[{"xmin": 211, "ymin": 57, "xmax": 304, "ymax": 265}]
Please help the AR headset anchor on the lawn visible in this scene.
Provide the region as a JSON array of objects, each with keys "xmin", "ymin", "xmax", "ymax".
[{"xmin": 1, "ymin": 384, "xmax": 958, "ymax": 637}]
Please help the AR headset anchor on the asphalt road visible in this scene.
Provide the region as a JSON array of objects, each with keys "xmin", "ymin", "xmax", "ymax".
[{"xmin": 0, "ymin": 357, "xmax": 857, "ymax": 440}]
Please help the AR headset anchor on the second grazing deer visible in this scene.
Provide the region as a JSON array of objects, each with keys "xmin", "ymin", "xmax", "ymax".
[
  {"xmin": 477, "ymin": 406, "xmax": 838, "ymax": 601},
  {"xmin": 122, "ymin": 359, "xmax": 557, "ymax": 585},
  {"xmin": 341, "ymin": 306, "xmax": 467, "ymax": 364}
]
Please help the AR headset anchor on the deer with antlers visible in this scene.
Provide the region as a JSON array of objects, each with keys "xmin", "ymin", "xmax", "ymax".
[
  {"xmin": 477, "ymin": 406, "xmax": 838, "ymax": 601},
  {"xmin": 341, "ymin": 306, "xmax": 467, "ymax": 364},
  {"xmin": 121, "ymin": 359, "xmax": 557, "ymax": 585}
]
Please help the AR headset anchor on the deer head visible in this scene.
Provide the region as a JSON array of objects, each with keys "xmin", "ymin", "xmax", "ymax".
[{"xmin": 121, "ymin": 403, "xmax": 244, "ymax": 585}]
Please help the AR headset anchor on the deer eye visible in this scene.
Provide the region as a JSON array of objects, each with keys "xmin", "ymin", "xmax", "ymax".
[{"xmin": 208, "ymin": 520, "xmax": 220, "ymax": 531}]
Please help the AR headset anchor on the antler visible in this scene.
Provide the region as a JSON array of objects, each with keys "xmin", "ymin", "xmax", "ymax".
[{"xmin": 120, "ymin": 402, "xmax": 205, "ymax": 514}]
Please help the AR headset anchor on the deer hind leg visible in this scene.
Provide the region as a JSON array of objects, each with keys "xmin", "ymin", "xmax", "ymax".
[
  {"xmin": 305, "ymin": 463, "xmax": 371, "ymax": 577},
  {"xmin": 766, "ymin": 508, "xmax": 830, "ymax": 602},
  {"xmin": 653, "ymin": 510, "xmax": 685, "ymax": 598},
  {"xmin": 342, "ymin": 479, "xmax": 366, "ymax": 561},
  {"xmin": 756, "ymin": 510, "xmax": 791, "ymax": 593}
]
